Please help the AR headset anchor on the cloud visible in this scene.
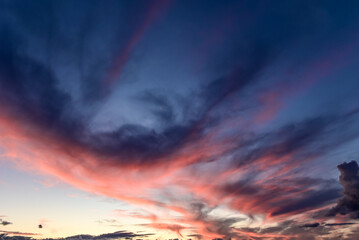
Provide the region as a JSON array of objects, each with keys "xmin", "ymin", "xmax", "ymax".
[
  {"xmin": 230, "ymin": 113, "xmax": 359, "ymax": 171},
  {"xmin": 0, "ymin": 0, "xmax": 331, "ymax": 170},
  {"xmin": 181, "ymin": 202, "xmax": 244, "ymax": 239},
  {"xmin": 0, "ymin": 231, "xmax": 154, "ymax": 240},
  {"xmin": 270, "ymin": 188, "xmax": 341, "ymax": 217},
  {"xmin": 0, "ymin": 231, "xmax": 40, "ymax": 237},
  {"xmin": 301, "ymin": 222, "xmax": 356, "ymax": 228},
  {"xmin": 91, "ymin": 231, "xmax": 154, "ymax": 240},
  {"xmin": 301, "ymin": 223, "xmax": 320, "ymax": 228},
  {"xmin": 234, "ymin": 220, "xmax": 359, "ymax": 240},
  {"xmin": 0, "ymin": 220, "xmax": 12, "ymax": 226},
  {"xmin": 327, "ymin": 161, "xmax": 359, "ymax": 219},
  {"xmin": 136, "ymin": 91, "xmax": 175, "ymax": 123},
  {"xmin": 105, "ymin": 0, "xmax": 172, "ymax": 87},
  {"xmin": 141, "ymin": 223, "xmax": 185, "ymax": 238},
  {"xmin": 1, "ymin": 1, "xmax": 359, "ymax": 239},
  {"xmin": 0, "ymin": 235, "xmax": 33, "ymax": 240},
  {"xmin": 218, "ymin": 175, "xmax": 341, "ymax": 218}
]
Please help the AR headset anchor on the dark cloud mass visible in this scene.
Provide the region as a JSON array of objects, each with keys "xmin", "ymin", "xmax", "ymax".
[
  {"xmin": 328, "ymin": 161, "xmax": 359, "ymax": 219},
  {"xmin": 1, "ymin": 0, "xmax": 359, "ymax": 239},
  {"xmin": 0, "ymin": 220, "xmax": 12, "ymax": 226}
]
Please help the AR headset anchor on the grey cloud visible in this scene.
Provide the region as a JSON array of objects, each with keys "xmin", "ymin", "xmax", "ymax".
[
  {"xmin": 327, "ymin": 161, "xmax": 359, "ymax": 219},
  {"xmin": 0, "ymin": 220, "xmax": 12, "ymax": 226},
  {"xmin": 219, "ymin": 175, "xmax": 341, "ymax": 218},
  {"xmin": 235, "ymin": 219, "xmax": 357, "ymax": 240}
]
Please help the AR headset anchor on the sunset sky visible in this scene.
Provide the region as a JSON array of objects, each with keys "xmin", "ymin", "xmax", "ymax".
[{"xmin": 1, "ymin": 0, "xmax": 359, "ymax": 239}]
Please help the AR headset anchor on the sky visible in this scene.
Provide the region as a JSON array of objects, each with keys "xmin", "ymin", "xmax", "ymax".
[{"xmin": 0, "ymin": 0, "xmax": 359, "ymax": 239}]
